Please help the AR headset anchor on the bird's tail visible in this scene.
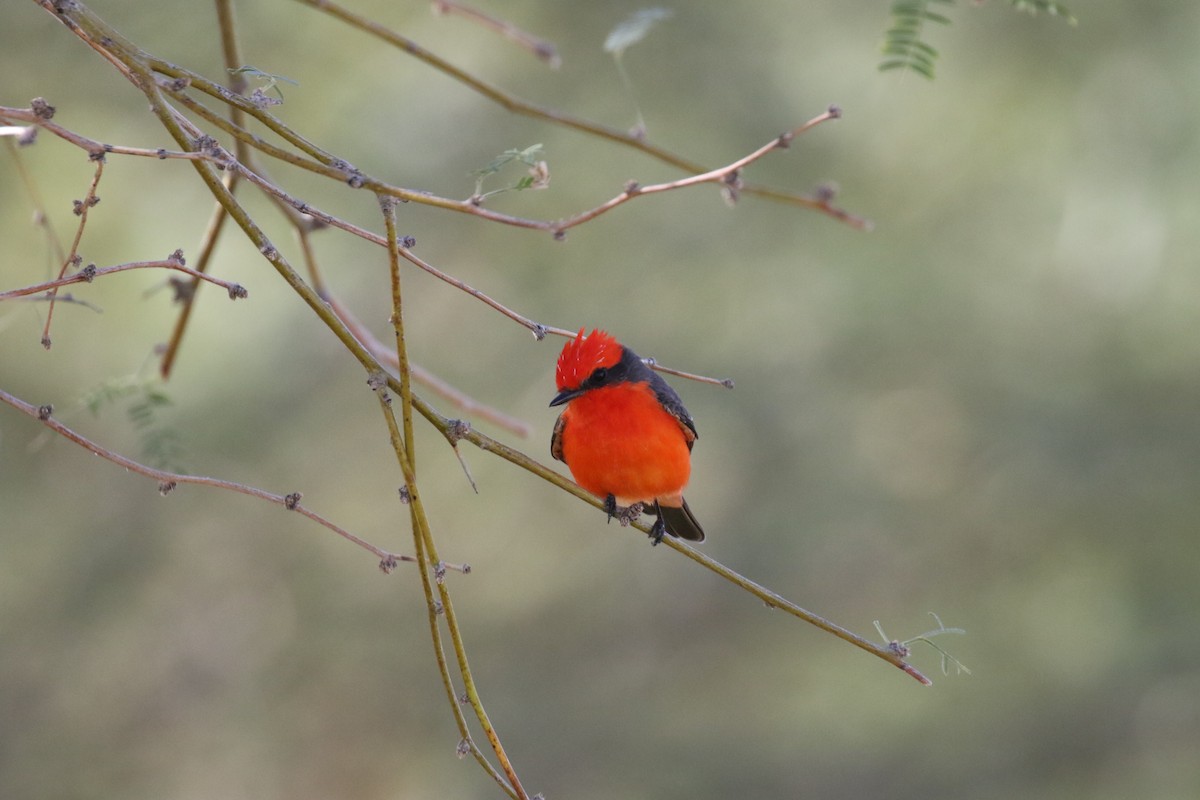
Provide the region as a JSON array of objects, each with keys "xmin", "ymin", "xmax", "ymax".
[{"xmin": 658, "ymin": 499, "xmax": 705, "ymax": 542}]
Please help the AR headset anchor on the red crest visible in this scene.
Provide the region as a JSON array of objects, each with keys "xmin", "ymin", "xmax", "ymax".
[{"xmin": 555, "ymin": 328, "xmax": 622, "ymax": 391}]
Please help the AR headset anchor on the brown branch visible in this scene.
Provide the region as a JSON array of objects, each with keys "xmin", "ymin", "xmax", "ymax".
[
  {"xmin": 410, "ymin": 389, "xmax": 932, "ymax": 685},
  {"xmin": 431, "ymin": 0, "xmax": 561, "ymax": 67},
  {"xmin": 0, "ymin": 387, "xmax": 466, "ymax": 573},
  {"xmin": 0, "ymin": 255, "xmax": 247, "ymax": 302},
  {"xmin": 159, "ymin": 181, "xmax": 235, "ymax": 379},
  {"xmin": 326, "ymin": 293, "xmax": 533, "ymax": 438},
  {"xmin": 292, "ymin": 0, "xmax": 867, "ymax": 228},
  {"xmin": 1, "ymin": 105, "xmax": 209, "ymax": 161},
  {"xmin": 41, "ymin": 157, "xmax": 103, "ymax": 348},
  {"xmin": 160, "ymin": 1, "xmax": 248, "ymax": 380},
  {"xmin": 552, "ymin": 107, "xmax": 844, "ymax": 234},
  {"xmin": 370, "ymin": 230, "xmax": 527, "ymax": 795}
]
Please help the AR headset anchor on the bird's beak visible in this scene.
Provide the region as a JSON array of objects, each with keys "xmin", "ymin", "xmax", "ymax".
[{"xmin": 549, "ymin": 388, "xmax": 582, "ymax": 407}]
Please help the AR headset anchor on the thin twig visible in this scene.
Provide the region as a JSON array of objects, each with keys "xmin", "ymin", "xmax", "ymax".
[
  {"xmin": 382, "ymin": 197, "xmax": 417, "ymax": 471},
  {"xmin": 0, "ymin": 105, "xmax": 208, "ymax": 161},
  {"xmin": 431, "ymin": 0, "xmax": 561, "ymax": 68},
  {"xmin": 159, "ymin": 179, "xmax": 236, "ymax": 379},
  {"xmin": 372, "ymin": 369, "xmax": 525, "ymax": 795},
  {"xmin": 41, "ymin": 158, "xmax": 103, "ymax": 348},
  {"xmin": 2, "ymin": 134, "xmax": 67, "ymax": 271},
  {"xmin": 407, "ymin": 387, "xmax": 933, "ymax": 686},
  {"xmin": 326, "ymin": 293, "xmax": 533, "ymax": 438},
  {"xmin": 0, "ymin": 256, "xmax": 247, "ymax": 301},
  {"xmin": 662, "ymin": 538, "xmax": 932, "ymax": 685},
  {"xmin": 161, "ymin": 0, "xmax": 248, "ymax": 381},
  {"xmin": 552, "ymin": 107, "xmax": 843, "ymax": 234},
  {"xmin": 292, "ymin": 0, "xmax": 867, "ymax": 228},
  {"xmin": 0, "ymin": 387, "xmax": 453, "ymax": 572},
  {"xmin": 9, "ymin": 89, "xmax": 823, "ymax": 390}
]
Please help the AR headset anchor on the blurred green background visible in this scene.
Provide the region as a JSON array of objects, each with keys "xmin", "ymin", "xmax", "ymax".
[{"xmin": 3, "ymin": 1, "xmax": 1199, "ymax": 798}]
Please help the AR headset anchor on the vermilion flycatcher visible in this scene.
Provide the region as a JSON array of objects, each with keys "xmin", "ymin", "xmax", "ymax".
[{"xmin": 550, "ymin": 328, "xmax": 705, "ymax": 543}]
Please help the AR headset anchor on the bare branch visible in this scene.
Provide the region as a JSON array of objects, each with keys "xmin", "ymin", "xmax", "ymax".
[
  {"xmin": 0, "ymin": 256, "xmax": 246, "ymax": 302},
  {"xmin": 431, "ymin": 0, "xmax": 561, "ymax": 68},
  {"xmin": 0, "ymin": 387, "xmax": 465, "ymax": 572}
]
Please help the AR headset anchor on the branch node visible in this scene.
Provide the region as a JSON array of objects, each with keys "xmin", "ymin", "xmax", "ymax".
[
  {"xmin": 366, "ymin": 371, "xmax": 389, "ymax": 393},
  {"xmin": 456, "ymin": 738, "xmax": 471, "ymax": 758},
  {"xmin": 398, "ymin": 485, "xmax": 411, "ymax": 504},
  {"xmin": 78, "ymin": 264, "xmax": 97, "ymax": 282},
  {"xmin": 446, "ymin": 418, "xmax": 472, "ymax": 443},
  {"xmin": 531, "ymin": 324, "xmax": 547, "ymax": 341},
  {"xmin": 776, "ymin": 131, "xmax": 794, "ymax": 149},
  {"xmin": 401, "ymin": 235, "xmax": 417, "ymax": 249},
  {"xmin": 827, "ymin": 104, "xmax": 842, "ymax": 119},
  {"xmin": 258, "ymin": 242, "xmax": 278, "ymax": 260},
  {"xmin": 551, "ymin": 229, "xmax": 566, "ymax": 242},
  {"xmin": 167, "ymin": 248, "xmax": 186, "ymax": 266},
  {"xmin": 284, "ymin": 492, "xmax": 302, "ymax": 510},
  {"xmin": 191, "ymin": 134, "xmax": 219, "ymax": 155},
  {"xmin": 158, "ymin": 480, "xmax": 177, "ymax": 496},
  {"xmin": 433, "ymin": 600, "xmax": 445, "ymax": 615},
  {"xmin": 227, "ymin": 283, "xmax": 248, "ymax": 300},
  {"xmin": 37, "ymin": 404, "xmax": 53, "ymax": 420},
  {"xmin": 623, "ymin": 179, "xmax": 641, "ymax": 195},
  {"xmin": 379, "ymin": 555, "xmax": 399, "ymax": 574},
  {"xmin": 434, "ymin": 561, "xmax": 447, "ymax": 584},
  {"xmin": 30, "ymin": 97, "xmax": 56, "ymax": 120}
]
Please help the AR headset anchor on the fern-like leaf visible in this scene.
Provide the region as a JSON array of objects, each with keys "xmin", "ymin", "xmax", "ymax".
[
  {"xmin": 880, "ymin": 0, "xmax": 1075, "ymax": 79},
  {"xmin": 880, "ymin": 0, "xmax": 955, "ymax": 79}
]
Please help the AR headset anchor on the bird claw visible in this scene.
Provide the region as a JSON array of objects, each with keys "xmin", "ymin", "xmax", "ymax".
[
  {"xmin": 603, "ymin": 494, "xmax": 618, "ymax": 524},
  {"xmin": 648, "ymin": 516, "xmax": 666, "ymax": 546},
  {"xmin": 603, "ymin": 495, "xmax": 646, "ymax": 528}
]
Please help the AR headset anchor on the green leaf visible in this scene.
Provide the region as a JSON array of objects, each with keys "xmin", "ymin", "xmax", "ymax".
[
  {"xmin": 471, "ymin": 144, "xmax": 545, "ymax": 179},
  {"xmin": 228, "ymin": 65, "xmax": 299, "ymax": 102},
  {"xmin": 878, "ymin": 0, "xmax": 952, "ymax": 80}
]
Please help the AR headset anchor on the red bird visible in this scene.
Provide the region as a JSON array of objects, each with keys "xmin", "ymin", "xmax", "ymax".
[{"xmin": 550, "ymin": 328, "xmax": 705, "ymax": 543}]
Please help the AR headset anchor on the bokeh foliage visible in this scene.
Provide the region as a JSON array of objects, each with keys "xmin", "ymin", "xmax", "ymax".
[{"xmin": 3, "ymin": 1, "xmax": 1199, "ymax": 799}]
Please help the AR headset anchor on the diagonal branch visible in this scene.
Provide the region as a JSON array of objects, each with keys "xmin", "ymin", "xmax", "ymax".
[
  {"xmin": 293, "ymin": 0, "xmax": 867, "ymax": 227},
  {"xmin": 0, "ymin": 387, "xmax": 443, "ymax": 572}
]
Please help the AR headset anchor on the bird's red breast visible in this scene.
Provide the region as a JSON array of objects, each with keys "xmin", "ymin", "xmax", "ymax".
[{"xmin": 555, "ymin": 379, "xmax": 692, "ymax": 506}]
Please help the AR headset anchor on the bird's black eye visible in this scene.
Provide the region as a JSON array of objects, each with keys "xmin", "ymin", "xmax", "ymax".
[{"xmin": 591, "ymin": 367, "xmax": 608, "ymax": 384}]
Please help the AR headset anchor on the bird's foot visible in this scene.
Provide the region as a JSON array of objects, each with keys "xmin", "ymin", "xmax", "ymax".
[
  {"xmin": 604, "ymin": 495, "xmax": 645, "ymax": 528},
  {"xmin": 648, "ymin": 515, "xmax": 666, "ymax": 546},
  {"xmin": 603, "ymin": 494, "xmax": 618, "ymax": 524}
]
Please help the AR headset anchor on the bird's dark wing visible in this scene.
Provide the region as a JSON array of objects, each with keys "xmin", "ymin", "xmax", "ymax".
[
  {"xmin": 648, "ymin": 372, "xmax": 698, "ymax": 450},
  {"xmin": 551, "ymin": 413, "xmax": 568, "ymax": 463}
]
